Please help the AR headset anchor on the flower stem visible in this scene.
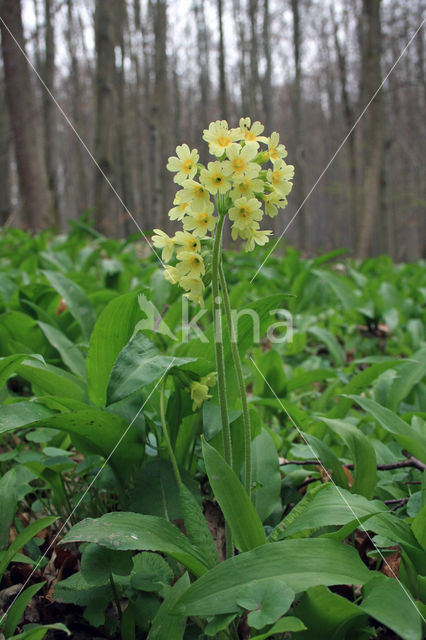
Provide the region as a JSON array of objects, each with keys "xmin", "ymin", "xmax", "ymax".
[
  {"xmin": 160, "ymin": 376, "xmax": 182, "ymax": 487},
  {"xmin": 212, "ymin": 212, "xmax": 232, "ymax": 469},
  {"xmin": 219, "ymin": 261, "xmax": 252, "ymax": 498},
  {"xmin": 212, "ymin": 208, "xmax": 233, "ymax": 558}
]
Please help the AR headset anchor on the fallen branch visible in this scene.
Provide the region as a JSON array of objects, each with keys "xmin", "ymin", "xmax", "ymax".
[{"xmin": 281, "ymin": 455, "xmax": 425, "ymax": 472}]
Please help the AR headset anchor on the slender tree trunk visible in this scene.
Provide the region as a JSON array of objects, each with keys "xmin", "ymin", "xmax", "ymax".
[
  {"xmin": 42, "ymin": 0, "xmax": 58, "ymax": 225},
  {"xmin": 248, "ymin": 0, "xmax": 260, "ymax": 116},
  {"xmin": 217, "ymin": 0, "xmax": 228, "ymax": 120},
  {"xmin": 0, "ymin": 86, "xmax": 11, "ymax": 226},
  {"xmin": 94, "ymin": 0, "xmax": 117, "ymax": 234},
  {"xmin": 290, "ymin": 0, "xmax": 307, "ymax": 249},
  {"xmin": 233, "ymin": 0, "xmax": 249, "ymax": 116},
  {"xmin": 0, "ymin": 0, "xmax": 52, "ymax": 230},
  {"xmin": 262, "ymin": 0, "xmax": 273, "ymax": 130},
  {"xmin": 356, "ymin": 0, "xmax": 384, "ymax": 259}
]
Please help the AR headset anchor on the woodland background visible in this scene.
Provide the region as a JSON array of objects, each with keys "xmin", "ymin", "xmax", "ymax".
[{"xmin": 0, "ymin": 0, "xmax": 424, "ymax": 260}]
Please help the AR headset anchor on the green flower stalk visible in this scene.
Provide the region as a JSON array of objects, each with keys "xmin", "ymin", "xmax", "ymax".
[{"xmin": 154, "ymin": 117, "xmax": 294, "ymax": 499}]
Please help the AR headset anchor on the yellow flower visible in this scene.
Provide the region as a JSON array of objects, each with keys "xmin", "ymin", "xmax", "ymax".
[
  {"xmin": 176, "ymin": 251, "xmax": 205, "ymax": 279},
  {"xmin": 230, "ymin": 175, "xmax": 264, "ymax": 201},
  {"xmin": 267, "ymin": 160, "xmax": 294, "ymax": 197},
  {"xmin": 189, "ymin": 380, "xmax": 211, "ymax": 411},
  {"xmin": 179, "ymin": 276, "xmax": 205, "ymax": 307},
  {"xmin": 267, "ymin": 132, "xmax": 288, "ymax": 162},
  {"xmin": 169, "ymin": 191, "xmax": 191, "ymax": 221},
  {"xmin": 179, "ymin": 180, "xmax": 211, "ymax": 212},
  {"xmin": 239, "ymin": 117, "xmax": 268, "ymax": 148},
  {"xmin": 200, "ymin": 161, "xmax": 231, "ymax": 195},
  {"xmin": 173, "ymin": 231, "xmax": 200, "ymax": 254},
  {"xmin": 228, "ymin": 196, "xmax": 263, "ymax": 233},
  {"xmin": 183, "ymin": 202, "xmax": 217, "ymax": 237},
  {"xmin": 163, "ymin": 265, "xmax": 180, "ymax": 284},
  {"xmin": 167, "ymin": 144, "xmax": 199, "ymax": 184},
  {"xmin": 244, "ymin": 226, "xmax": 272, "ymax": 252},
  {"xmin": 202, "ymin": 120, "xmax": 240, "ymax": 157},
  {"xmin": 200, "ymin": 372, "xmax": 217, "ymax": 387},
  {"xmin": 152, "ymin": 229, "xmax": 174, "ymax": 263},
  {"xmin": 263, "ymin": 189, "xmax": 288, "ymax": 217},
  {"xmin": 224, "ymin": 143, "xmax": 260, "ymax": 179}
]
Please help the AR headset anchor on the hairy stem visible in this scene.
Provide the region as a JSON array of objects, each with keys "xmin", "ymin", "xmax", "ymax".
[
  {"xmin": 160, "ymin": 376, "xmax": 182, "ymax": 487},
  {"xmin": 219, "ymin": 261, "xmax": 252, "ymax": 497}
]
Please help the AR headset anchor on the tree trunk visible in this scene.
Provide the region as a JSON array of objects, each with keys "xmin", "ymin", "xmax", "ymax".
[
  {"xmin": 0, "ymin": 0, "xmax": 52, "ymax": 230},
  {"xmin": 262, "ymin": 0, "xmax": 273, "ymax": 130},
  {"xmin": 42, "ymin": 0, "xmax": 58, "ymax": 225},
  {"xmin": 356, "ymin": 0, "xmax": 384, "ymax": 259},
  {"xmin": 0, "ymin": 85, "xmax": 11, "ymax": 226},
  {"xmin": 290, "ymin": 0, "xmax": 307, "ymax": 249},
  {"xmin": 248, "ymin": 0, "xmax": 260, "ymax": 116},
  {"xmin": 217, "ymin": 0, "xmax": 228, "ymax": 120},
  {"xmin": 94, "ymin": 0, "xmax": 117, "ymax": 234}
]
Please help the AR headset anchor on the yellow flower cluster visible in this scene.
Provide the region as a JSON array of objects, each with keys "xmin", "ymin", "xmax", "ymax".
[
  {"xmin": 152, "ymin": 118, "xmax": 293, "ymax": 306},
  {"xmin": 189, "ymin": 372, "xmax": 217, "ymax": 411}
]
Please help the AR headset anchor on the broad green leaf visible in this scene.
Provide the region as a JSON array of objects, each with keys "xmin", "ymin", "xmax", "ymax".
[
  {"xmin": 250, "ymin": 617, "xmax": 307, "ymax": 639},
  {"xmin": 3, "ymin": 582, "xmax": 45, "ymax": 638},
  {"xmin": 38, "ymin": 321, "xmax": 86, "ymax": 379},
  {"xmin": 277, "ymin": 486, "xmax": 385, "ymax": 538},
  {"xmin": 42, "ymin": 269, "xmax": 96, "ymax": 341},
  {"xmin": 147, "ymin": 573, "xmax": 190, "ymax": 640},
  {"xmin": 202, "ymin": 439, "xmax": 266, "ymax": 552},
  {"xmin": 0, "ymin": 408, "xmax": 142, "ymax": 485},
  {"xmin": 346, "ymin": 395, "xmax": 426, "ymax": 462},
  {"xmin": 0, "ymin": 354, "xmax": 42, "ymax": 390},
  {"xmin": 286, "ymin": 368, "xmax": 336, "ymax": 392},
  {"xmin": 179, "ymin": 483, "xmax": 219, "ymax": 569},
  {"xmin": 0, "ymin": 469, "xmax": 17, "ymax": 550},
  {"xmin": 61, "ymin": 512, "xmax": 208, "ymax": 577},
  {"xmin": 312, "ymin": 269, "xmax": 358, "ymax": 310},
  {"xmin": 17, "ymin": 359, "xmax": 86, "ymax": 401},
  {"xmin": 302, "ymin": 433, "xmax": 349, "ymax": 489},
  {"xmin": 308, "ymin": 327, "xmax": 345, "ymax": 366},
  {"xmin": 107, "ymin": 332, "xmax": 193, "ymax": 404},
  {"xmin": 387, "ymin": 347, "xmax": 426, "ymax": 410},
  {"xmin": 360, "ymin": 575, "xmax": 422, "ymax": 640},
  {"xmin": 80, "ymin": 544, "xmax": 133, "ymax": 586},
  {"xmin": 173, "ymin": 538, "xmax": 371, "ymax": 616},
  {"xmin": 411, "ymin": 506, "xmax": 426, "ymax": 550},
  {"xmin": 86, "ymin": 291, "xmax": 143, "ymax": 407},
  {"xmin": 236, "ymin": 578, "xmax": 294, "ymax": 629},
  {"xmin": 0, "ymin": 516, "xmax": 57, "ymax": 578},
  {"xmin": 7, "ymin": 624, "xmax": 70, "ymax": 639},
  {"xmin": 251, "ymin": 428, "xmax": 282, "ymax": 522},
  {"xmin": 319, "ymin": 418, "xmax": 377, "ymax": 498},
  {"xmin": 295, "ymin": 585, "xmax": 370, "ymax": 640},
  {"xmin": 131, "ymin": 552, "xmax": 173, "ymax": 592},
  {"xmin": 327, "ymin": 359, "xmax": 405, "ymax": 419}
]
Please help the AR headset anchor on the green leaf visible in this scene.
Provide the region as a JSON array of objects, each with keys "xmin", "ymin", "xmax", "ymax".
[
  {"xmin": 0, "ymin": 516, "xmax": 57, "ymax": 578},
  {"xmin": 131, "ymin": 552, "xmax": 173, "ymax": 592},
  {"xmin": 86, "ymin": 291, "xmax": 143, "ymax": 407},
  {"xmin": 179, "ymin": 483, "xmax": 219, "ymax": 569},
  {"xmin": 360, "ymin": 575, "xmax": 422, "ymax": 640},
  {"xmin": 17, "ymin": 359, "xmax": 86, "ymax": 401},
  {"xmin": 61, "ymin": 512, "xmax": 208, "ymax": 577},
  {"xmin": 0, "ymin": 354, "xmax": 40, "ymax": 390},
  {"xmin": 236, "ymin": 578, "xmax": 294, "ymax": 629},
  {"xmin": 346, "ymin": 395, "xmax": 426, "ymax": 462},
  {"xmin": 107, "ymin": 332, "xmax": 193, "ymax": 404},
  {"xmin": 38, "ymin": 321, "xmax": 86, "ymax": 379},
  {"xmin": 387, "ymin": 347, "xmax": 426, "ymax": 410},
  {"xmin": 202, "ymin": 439, "xmax": 266, "ymax": 552},
  {"xmin": 308, "ymin": 327, "xmax": 345, "ymax": 366},
  {"xmin": 174, "ymin": 538, "xmax": 371, "ymax": 617},
  {"xmin": 42, "ymin": 270, "xmax": 96, "ymax": 341},
  {"xmin": 295, "ymin": 585, "xmax": 370, "ymax": 640},
  {"xmin": 80, "ymin": 544, "xmax": 133, "ymax": 586},
  {"xmin": 7, "ymin": 624, "xmax": 70, "ymax": 639},
  {"xmin": 147, "ymin": 573, "xmax": 190, "ymax": 640},
  {"xmin": 250, "ymin": 617, "xmax": 307, "ymax": 639},
  {"xmin": 251, "ymin": 428, "xmax": 282, "ymax": 522},
  {"xmin": 319, "ymin": 418, "xmax": 377, "ymax": 498},
  {"xmin": 0, "ymin": 408, "xmax": 142, "ymax": 485},
  {"xmin": 277, "ymin": 486, "xmax": 385, "ymax": 539},
  {"xmin": 302, "ymin": 433, "xmax": 349, "ymax": 489},
  {"xmin": 3, "ymin": 582, "xmax": 45, "ymax": 638},
  {"xmin": 312, "ymin": 269, "xmax": 358, "ymax": 310},
  {"xmin": 0, "ymin": 469, "xmax": 17, "ymax": 550}
]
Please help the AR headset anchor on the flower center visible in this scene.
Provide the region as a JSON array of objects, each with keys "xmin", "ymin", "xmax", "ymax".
[
  {"xmin": 214, "ymin": 175, "xmax": 223, "ymax": 183},
  {"xmin": 232, "ymin": 158, "xmax": 245, "ymax": 172},
  {"xmin": 217, "ymin": 135, "xmax": 231, "ymax": 148},
  {"xmin": 198, "ymin": 214, "xmax": 209, "ymax": 225},
  {"xmin": 195, "ymin": 186, "xmax": 205, "ymax": 198},
  {"xmin": 238, "ymin": 207, "xmax": 248, "ymax": 218},
  {"xmin": 244, "ymin": 131, "xmax": 256, "ymax": 141},
  {"xmin": 272, "ymin": 171, "xmax": 281, "ymax": 185},
  {"xmin": 183, "ymin": 159, "xmax": 193, "ymax": 172}
]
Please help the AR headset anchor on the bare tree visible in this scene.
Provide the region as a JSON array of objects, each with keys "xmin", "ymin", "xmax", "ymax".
[
  {"xmin": 0, "ymin": 80, "xmax": 11, "ymax": 226},
  {"xmin": 0, "ymin": 0, "xmax": 52, "ymax": 230},
  {"xmin": 42, "ymin": 0, "xmax": 58, "ymax": 223},
  {"xmin": 94, "ymin": 0, "xmax": 117, "ymax": 233},
  {"xmin": 356, "ymin": 0, "xmax": 384, "ymax": 258},
  {"xmin": 217, "ymin": 0, "xmax": 228, "ymax": 120}
]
